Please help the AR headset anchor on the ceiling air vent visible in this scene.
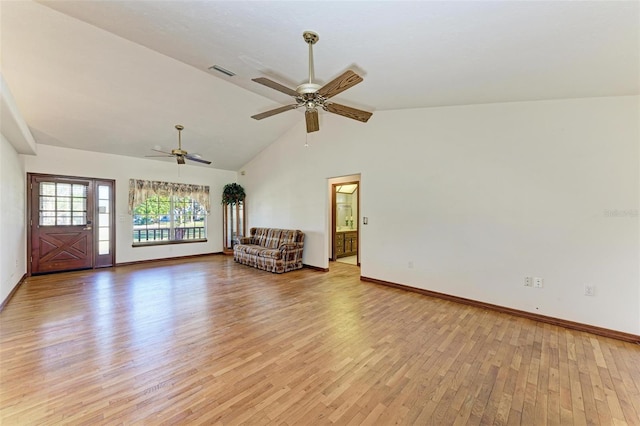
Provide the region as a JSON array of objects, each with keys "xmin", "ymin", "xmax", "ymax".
[{"xmin": 208, "ymin": 65, "xmax": 235, "ymax": 77}]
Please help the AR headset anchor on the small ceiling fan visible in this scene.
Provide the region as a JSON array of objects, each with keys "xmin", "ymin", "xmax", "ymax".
[
  {"xmin": 251, "ymin": 31, "xmax": 372, "ymax": 133},
  {"xmin": 148, "ymin": 125, "xmax": 211, "ymax": 165}
]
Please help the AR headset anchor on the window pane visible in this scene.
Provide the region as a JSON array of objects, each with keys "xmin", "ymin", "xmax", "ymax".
[
  {"xmin": 99, "ymin": 241, "xmax": 110, "ymax": 255},
  {"xmin": 159, "ymin": 201, "xmax": 170, "ymax": 214},
  {"xmin": 98, "ymin": 185, "xmax": 109, "ymax": 200},
  {"xmin": 132, "ymin": 195, "xmax": 207, "ymax": 244},
  {"xmin": 99, "ymin": 213, "xmax": 109, "ymax": 226},
  {"xmin": 40, "ymin": 182, "xmax": 56, "ymax": 196},
  {"xmin": 57, "ymin": 197, "xmax": 71, "ymax": 211},
  {"xmin": 133, "ymin": 215, "xmax": 149, "ymax": 226},
  {"xmin": 40, "ymin": 196, "xmax": 56, "ymax": 211},
  {"xmin": 57, "ymin": 183, "xmax": 71, "ymax": 196}
]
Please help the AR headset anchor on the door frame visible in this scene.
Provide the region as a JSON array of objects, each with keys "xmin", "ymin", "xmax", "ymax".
[
  {"xmin": 27, "ymin": 173, "xmax": 116, "ymax": 276},
  {"xmin": 330, "ymin": 178, "xmax": 360, "ymax": 265}
]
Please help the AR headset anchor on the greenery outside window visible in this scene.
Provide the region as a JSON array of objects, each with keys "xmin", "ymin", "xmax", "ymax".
[{"xmin": 132, "ymin": 195, "xmax": 206, "ymax": 245}]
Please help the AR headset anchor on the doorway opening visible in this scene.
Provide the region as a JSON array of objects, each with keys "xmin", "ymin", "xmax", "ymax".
[
  {"xmin": 27, "ymin": 173, "xmax": 115, "ymax": 275},
  {"xmin": 329, "ymin": 176, "xmax": 360, "ymax": 266}
]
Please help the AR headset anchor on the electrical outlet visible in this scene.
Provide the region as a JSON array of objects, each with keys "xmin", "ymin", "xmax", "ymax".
[
  {"xmin": 533, "ymin": 277, "xmax": 544, "ymax": 288},
  {"xmin": 524, "ymin": 276, "xmax": 533, "ymax": 287},
  {"xmin": 584, "ymin": 285, "xmax": 595, "ymax": 296}
]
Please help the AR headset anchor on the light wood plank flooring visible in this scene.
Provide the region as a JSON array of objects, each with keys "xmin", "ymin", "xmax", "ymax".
[{"xmin": 1, "ymin": 255, "xmax": 639, "ymax": 425}]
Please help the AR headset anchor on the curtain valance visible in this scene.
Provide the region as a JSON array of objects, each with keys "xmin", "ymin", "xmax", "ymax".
[{"xmin": 128, "ymin": 179, "xmax": 211, "ymax": 214}]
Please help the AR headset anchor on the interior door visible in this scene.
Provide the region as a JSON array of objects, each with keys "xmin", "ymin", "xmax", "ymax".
[{"xmin": 30, "ymin": 175, "xmax": 94, "ymax": 274}]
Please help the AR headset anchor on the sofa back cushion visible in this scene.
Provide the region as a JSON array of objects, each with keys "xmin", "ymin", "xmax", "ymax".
[
  {"xmin": 252, "ymin": 227, "xmax": 270, "ymax": 246},
  {"xmin": 250, "ymin": 227, "xmax": 304, "ymax": 248}
]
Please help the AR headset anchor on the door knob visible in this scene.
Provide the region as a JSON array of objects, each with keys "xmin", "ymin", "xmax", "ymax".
[{"xmin": 83, "ymin": 226, "xmax": 92, "ymax": 230}]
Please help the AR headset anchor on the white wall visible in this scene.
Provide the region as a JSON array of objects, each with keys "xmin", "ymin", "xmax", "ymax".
[
  {"xmin": 23, "ymin": 144, "xmax": 237, "ymax": 264},
  {"xmin": 0, "ymin": 135, "xmax": 27, "ymax": 304},
  {"xmin": 240, "ymin": 96, "xmax": 640, "ymax": 335}
]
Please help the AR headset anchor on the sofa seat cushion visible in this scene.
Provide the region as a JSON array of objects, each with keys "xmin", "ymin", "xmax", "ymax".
[{"xmin": 235, "ymin": 244, "xmax": 281, "ymax": 259}]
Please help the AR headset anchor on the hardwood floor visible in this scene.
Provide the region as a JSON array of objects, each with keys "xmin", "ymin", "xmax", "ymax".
[{"xmin": 1, "ymin": 255, "xmax": 639, "ymax": 425}]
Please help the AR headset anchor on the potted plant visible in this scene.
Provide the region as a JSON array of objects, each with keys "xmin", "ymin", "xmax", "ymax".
[
  {"xmin": 221, "ymin": 183, "xmax": 245, "ymax": 205},
  {"xmin": 222, "ymin": 183, "xmax": 246, "ymax": 251}
]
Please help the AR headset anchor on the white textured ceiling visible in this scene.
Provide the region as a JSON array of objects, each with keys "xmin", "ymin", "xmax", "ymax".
[{"xmin": 1, "ymin": 1, "xmax": 638, "ymax": 170}]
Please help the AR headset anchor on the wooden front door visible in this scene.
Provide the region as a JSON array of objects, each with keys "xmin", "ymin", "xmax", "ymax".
[{"xmin": 29, "ymin": 174, "xmax": 114, "ymax": 275}]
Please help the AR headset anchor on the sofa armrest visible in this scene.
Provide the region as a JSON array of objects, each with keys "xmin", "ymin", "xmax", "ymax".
[
  {"xmin": 239, "ymin": 236, "xmax": 252, "ymax": 244},
  {"xmin": 279, "ymin": 242, "xmax": 304, "ymax": 261}
]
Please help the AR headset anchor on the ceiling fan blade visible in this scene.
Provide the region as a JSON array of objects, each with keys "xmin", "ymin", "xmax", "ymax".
[
  {"xmin": 252, "ymin": 77, "xmax": 299, "ymax": 97},
  {"xmin": 145, "ymin": 154, "xmax": 173, "ymax": 158},
  {"xmin": 251, "ymin": 104, "xmax": 298, "ymax": 120},
  {"xmin": 306, "ymin": 109, "xmax": 319, "ymax": 133},
  {"xmin": 317, "ymin": 70, "xmax": 363, "ymax": 99},
  {"xmin": 325, "ymin": 103, "xmax": 372, "ymax": 123},
  {"xmin": 185, "ymin": 155, "xmax": 212, "ymax": 165},
  {"xmin": 152, "ymin": 148, "xmax": 173, "ymax": 155},
  {"xmin": 176, "ymin": 156, "xmax": 186, "ymax": 165}
]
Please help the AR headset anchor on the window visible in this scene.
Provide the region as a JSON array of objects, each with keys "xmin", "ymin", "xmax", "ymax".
[
  {"xmin": 39, "ymin": 182, "xmax": 87, "ymax": 226},
  {"xmin": 132, "ymin": 195, "xmax": 206, "ymax": 245}
]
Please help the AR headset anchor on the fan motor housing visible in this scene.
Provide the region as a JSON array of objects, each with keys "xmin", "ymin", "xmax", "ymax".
[
  {"xmin": 302, "ymin": 31, "xmax": 319, "ymax": 45},
  {"xmin": 296, "ymin": 82, "xmax": 321, "ymax": 94}
]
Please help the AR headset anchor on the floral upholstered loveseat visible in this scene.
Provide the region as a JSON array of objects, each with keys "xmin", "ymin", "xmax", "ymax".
[{"xmin": 233, "ymin": 227, "xmax": 305, "ymax": 273}]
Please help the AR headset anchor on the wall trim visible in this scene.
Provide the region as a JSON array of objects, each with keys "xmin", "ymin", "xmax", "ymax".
[
  {"xmin": 115, "ymin": 252, "xmax": 223, "ymax": 267},
  {"xmin": 304, "ymin": 264, "xmax": 329, "ymax": 272},
  {"xmin": 0, "ymin": 273, "xmax": 27, "ymax": 312},
  {"xmin": 360, "ymin": 276, "xmax": 640, "ymax": 344}
]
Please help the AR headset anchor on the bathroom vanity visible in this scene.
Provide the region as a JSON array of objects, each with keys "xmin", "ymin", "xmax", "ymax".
[{"xmin": 335, "ymin": 229, "xmax": 358, "ymax": 258}]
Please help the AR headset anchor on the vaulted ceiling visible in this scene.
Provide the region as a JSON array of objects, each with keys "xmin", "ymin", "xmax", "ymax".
[{"xmin": 1, "ymin": 1, "xmax": 638, "ymax": 170}]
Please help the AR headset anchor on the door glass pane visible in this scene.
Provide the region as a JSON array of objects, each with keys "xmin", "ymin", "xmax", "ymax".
[
  {"xmin": 98, "ymin": 199, "xmax": 109, "ymax": 213},
  {"xmin": 40, "ymin": 212, "xmax": 55, "ymax": 226},
  {"xmin": 72, "ymin": 213, "xmax": 87, "ymax": 225},
  {"xmin": 40, "ymin": 182, "xmax": 56, "ymax": 196},
  {"xmin": 97, "ymin": 184, "xmax": 111, "ymax": 258},
  {"xmin": 57, "ymin": 213, "xmax": 71, "ymax": 225},
  {"xmin": 98, "ymin": 185, "xmax": 109, "ymax": 199},
  {"xmin": 73, "ymin": 198, "xmax": 86, "ymax": 211},
  {"xmin": 40, "ymin": 196, "xmax": 56, "ymax": 210},
  {"xmin": 73, "ymin": 184, "xmax": 87, "ymax": 197},
  {"xmin": 99, "ymin": 241, "xmax": 110, "ymax": 255},
  {"xmin": 57, "ymin": 197, "xmax": 71, "ymax": 211},
  {"xmin": 57, "ymin": 183, "xmax": 71, "ymax": 196}
]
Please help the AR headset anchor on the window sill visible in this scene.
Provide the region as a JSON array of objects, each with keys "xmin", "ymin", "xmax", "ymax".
[{"xmin": 132, "ymin": 239, "xmax": 207, "ymax": 248}]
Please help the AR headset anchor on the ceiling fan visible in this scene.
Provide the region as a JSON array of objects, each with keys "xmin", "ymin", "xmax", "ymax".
[
  {"xmin": 251, "ymin": 31, "xmax": 372, "ymax": 133},
  {"xmin": 148, "ymin": 125, "xmax": 211, "ymax": 165}
]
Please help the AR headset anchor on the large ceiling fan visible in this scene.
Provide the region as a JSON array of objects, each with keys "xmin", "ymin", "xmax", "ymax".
[
  {"xmin": 148, "ymin": 125, "xmax": 211, "ymax": 165},
  {"xmin": 251, "ymin": 31, "xmax": 372, "ymax": 133}
]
